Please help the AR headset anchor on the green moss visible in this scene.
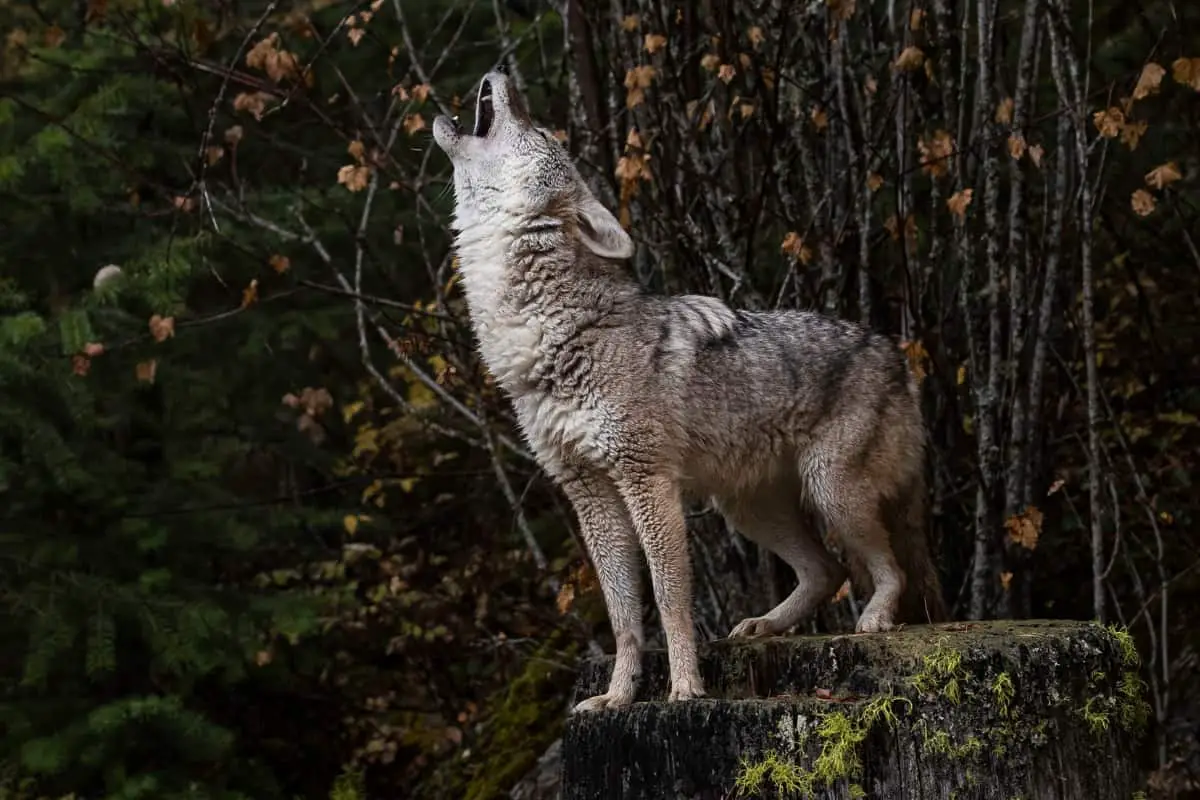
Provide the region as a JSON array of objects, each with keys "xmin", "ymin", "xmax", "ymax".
[
  {"xmin": 735, "ymin": 696, "xmax": 909, "ymax": 797},
  {"xmin": 991, "ymin": 672, "xmax": 1015, "ymax": 718},
  {"xmin": 909, "ymin": 639, "xmax": 967, "ymax": 704},
  {"xmin": 1080, "ymin": 694, "xmax": 1112, "ymax": 734},
  {"xmin": 1116, "ymin": 672, "xmax": 1151, "ymax": 734},
  {"xmin": 328, "ymin": 766, "xmax": 366, "ymax": 800},
  {"xmin": 1104, "ymin": 624, "xmax": 1140, "ymax": 667}
]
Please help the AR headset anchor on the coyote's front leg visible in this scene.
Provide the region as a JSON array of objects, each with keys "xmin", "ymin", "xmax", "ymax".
[
  {"xmin": 559, "ymin": 469, "xmax": 645, "ymax": 713},
  {"xmin": 613, "ymin": 471, "xmax": 706, "ymax": 703}
]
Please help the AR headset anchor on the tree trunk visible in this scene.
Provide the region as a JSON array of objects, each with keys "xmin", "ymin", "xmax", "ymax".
[{"xmin": 561, "ymin": 621, "xmax": 1147, "ymax": 799}]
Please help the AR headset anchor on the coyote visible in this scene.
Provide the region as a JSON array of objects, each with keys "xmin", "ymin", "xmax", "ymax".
[{"xmin": 432, "ymin": 70, "xmax": 947, "ymax": 713}]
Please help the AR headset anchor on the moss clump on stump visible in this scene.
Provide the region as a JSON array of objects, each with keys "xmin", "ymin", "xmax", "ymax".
[{"xmin": 562, "ymin": 620, "xmax": 1148, "ymax": 799}]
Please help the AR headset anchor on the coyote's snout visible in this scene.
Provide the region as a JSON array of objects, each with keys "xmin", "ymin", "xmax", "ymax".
[{"xmin": 433, "ymin": 71, "xmax": 947, "ymax": 714}]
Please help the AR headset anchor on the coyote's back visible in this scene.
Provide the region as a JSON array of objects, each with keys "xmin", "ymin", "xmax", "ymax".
[{"xmin": 432, "ymin": 69, "xmax": 947, "ymax": 714}]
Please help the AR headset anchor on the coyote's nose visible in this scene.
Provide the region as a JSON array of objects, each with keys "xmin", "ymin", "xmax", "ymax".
[{"xmin": 496, "ymin": 62, "xmax": 508, "ymax": 75}]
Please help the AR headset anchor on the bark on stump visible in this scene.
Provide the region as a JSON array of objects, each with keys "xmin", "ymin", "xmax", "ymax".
[{"xmin": 561, "ymin": 620, "xmax": 1147, "ymax": 799}]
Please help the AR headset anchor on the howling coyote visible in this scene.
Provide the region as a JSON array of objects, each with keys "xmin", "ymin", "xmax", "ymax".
[{"xmin": 432, "ymin": 70, "xmax": 946, "ymax": 713}]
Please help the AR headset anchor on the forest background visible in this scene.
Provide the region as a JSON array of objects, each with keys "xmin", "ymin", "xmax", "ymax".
[{"xmin": 1, "ymin": 0, "xmax": 1198, "ymax": 797}]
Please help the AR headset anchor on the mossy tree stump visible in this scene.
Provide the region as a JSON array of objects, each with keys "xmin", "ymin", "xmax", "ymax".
[{"xmin": 561, "ymin": 620, "xmax": 1148, "ymax": 799}]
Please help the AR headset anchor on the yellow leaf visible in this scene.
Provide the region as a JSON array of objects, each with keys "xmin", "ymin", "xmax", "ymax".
[
  {"xmin": 893, "ymin": 46, "xmax": 925, "ymax": 72},
  {"xmin": 947, "ymin": 188, "xmax": 974, "ymax": 219},
  {"xmin": 342, "ymin": 400, "xmax": 365, "ymax": 424},
  {"xmin": 399, "ymin": 477, "xmax": 418, "ymax": 493},
  {"xmin": 644, "ymin": 33, "xmax": 667, "ymax": 54},
  {"xmin": 1132, "ymin": 62, "xmax": 1166, "ymax": 100},
  {"xmin": 1145, "ymin": 161, "xmax": 1182, "ymax": 190},
  {"xmin": 1130, "ymin": 189, "xmax": 1156, "ymax": 217},
  {"xmin": 956, "ymin": 364, "xmax": 966, "ymax": 386},
  {"xmin": 343, "ymin": 515, "xmax": 359, "ymax": 536},
  {"xmin": 241, "ymin": 279, "xmax": 259, "ymax": 308}
]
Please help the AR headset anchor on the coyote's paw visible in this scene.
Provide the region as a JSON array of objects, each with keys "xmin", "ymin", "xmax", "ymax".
[
  {"xmin": 667, "ymin": 674, "xmax": 706, "ymax": 702},
  {"xmin": 571, "ymin": 692, "xmax": 633, "ymax": 714},
  {"xmin": 728, "ymin": 615, "xmax": 780, "ymax": 639},
  {"xmin": 855, "ymin": 609, "xmax": 896, "ymax": 633}
]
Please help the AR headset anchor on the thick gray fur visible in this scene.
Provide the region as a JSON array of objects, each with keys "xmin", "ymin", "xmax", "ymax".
[{"xmin": 432, "ymin": 71, "xmax": 947, "ymax": 713}]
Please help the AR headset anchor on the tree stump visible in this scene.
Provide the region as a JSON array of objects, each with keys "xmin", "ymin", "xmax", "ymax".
[{"xmin": 560, "ymin": 620, "xmax": 1148, "ymax": 799}]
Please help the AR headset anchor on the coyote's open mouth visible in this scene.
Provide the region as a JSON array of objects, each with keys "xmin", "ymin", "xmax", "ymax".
[{"xmin": 472, "ymin": 78, "xmax": 494, "ymax": 137}]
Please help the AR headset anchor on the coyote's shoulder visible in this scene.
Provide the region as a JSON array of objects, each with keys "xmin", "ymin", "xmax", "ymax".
[{"xmin": 433, "ymin": 69, "xmax": 946, "ymax": 714}]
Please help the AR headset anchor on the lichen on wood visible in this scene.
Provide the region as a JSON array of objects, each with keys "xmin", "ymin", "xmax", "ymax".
[{"xmin": 561, "ymin": 620, "xmax": 1149, "ymax": 799}]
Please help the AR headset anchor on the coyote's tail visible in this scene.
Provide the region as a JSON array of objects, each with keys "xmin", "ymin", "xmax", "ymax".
[{"xmin": 886, "ymin": 469, "xmax": 948, "ymax": 624}]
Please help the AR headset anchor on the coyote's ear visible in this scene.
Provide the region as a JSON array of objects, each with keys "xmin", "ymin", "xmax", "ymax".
[{"xmin": 576, "ymin": 187, "xmax": 634, "ymax": 261}]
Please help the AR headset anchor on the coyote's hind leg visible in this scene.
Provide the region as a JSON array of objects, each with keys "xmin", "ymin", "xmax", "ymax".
[{"xmin": 717, "ymin": 487, "xmax": 846, "ymax": 638}]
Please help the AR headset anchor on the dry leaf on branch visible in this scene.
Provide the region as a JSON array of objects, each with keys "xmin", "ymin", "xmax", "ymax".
[
  {"xmin": 1029, "ymin": 144, "xmax": 1045, "ymax": 168},
  {"xmin": 71, "ymin": 354, "xmax": 91, "ymax": 377},
  {"xmin": 893, "ymin": 46, "xmax": 925, "ymax": 72},
  {"xmin": 1000, "ymin": 571, "xmax": 1013, "ymax": 591},
  {"xmin": 83, "ymin": 342, "xmax": 105, "ymax": 357},
  {"xmin": 1172, "ymin": 57, "xmax": 1200, "ymax": 91},
  {"xmin": 917, "ymin": 130, "xmax": 954, "ymax": 178},
  {"xmin": 1131, "ymin": 189, "xmax": 1157, "ymax": 217},
  {"xmin": 624, "ymin": 65, "xmax": 657, "ymax": 108},
  {"xmin": 747, "ymin": 26, "xmax": 765, "ymax": 49},
  {"xmin": 780, "ymin": 231, "xmax": 813, "ymax": 264},
  {"xmin": 828, "ymin": 0, "xmax": 857, "ymax": 22},
  {"xmin": 337, "ymin": 164, "xmax": 371, "ymax": 192},
  {"xmin": 995, "ymin": 97, "xmax": 1014, "ymax": 125},
  {"xmin": 269, "ymin": 254, "xmax": 291, "ymax": 274},
  {"xmin": 700, "ymin": 53, "xmax": 720, "ymax": 72},
  {"xmin": 224, "ymin": 125, "xmax": 244, "ymax": 145},
  {"xmin": 241, "ymin": 279, "xmax": 259, "ymax": 309},
  {"xmin": 867, "ymin": 173, "xmax": 884, "ymax": 192},
  {"xmin": 1005, "ymin": 505, "xmax": 1044, "ymax": 550},
  {"xmin": 149, "ymin": 314, "xmax": 175, "ymax": 343},
  {"xmin": 232, "ymin": 91, "xmax": 274, "ymax": 121},
  {"xmin": 946, "ymin": 188, "xmax": 973, "ymax": 219},
  {"xmin": 644, "ymin": 33, "xmax": 667, "ymax": 54},
  {"xmin": 621, "ymin": 14, "xmax": 640, "ymax": 31},
  {"xmin": 811, "ymin": 106, "xmax": 829, "ymax": 131},
  {"xmin": 1145, "ymin": 161, "xmax": 1182, "ymax": 190},
  {"xmin": 1007, "ymin": 135, "xmax": 1027, "ymax": 161},
  {"xmin": 909, "ymin": 8, "xmax": 925, "ymax": 29},
  {"xmin": 718, "ymin": 63, "xmax": 737, "ymax": 83},
  {"xmin": 411, "ymin": 83, "xmax": 431, "ymax": 104},
  {"xmin": 1092, "ymin": 106, "xmax": 1124, "ymax": 138},
  {"xmin": 136, "ymin": 359, "xmax": 158, "ymax": 384},
  {"xmin": 403, "ymin": 113, "xmax": 426, "ymax": 135},
  {"xmin": 1119, "ymin": 118, "xmax": 1148, "ymax": 150},
  {"xmin": 1133, "ymin": 62, "xmax": 1166, "ymax": 100}
]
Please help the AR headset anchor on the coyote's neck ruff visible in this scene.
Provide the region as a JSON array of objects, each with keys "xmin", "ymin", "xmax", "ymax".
[{"xmin": 433, "ymin": 71, "xmax": 947, "ymax": 715}]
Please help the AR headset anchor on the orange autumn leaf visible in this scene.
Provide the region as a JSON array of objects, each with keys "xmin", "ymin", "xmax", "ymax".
[
  {"xmin": 1092, "ymin": 107, "xmax": 1124, "ymax": 138},
  {"xmin": 917, "ymin": 130, "xmax": 954, "ymax": 178},
  {"xmin": 1130, "ymin": 189, "xmax": 1156, "ymax": 217},
  {"xmin": 136, "ymin": 359, "xmax": 158, "ymax": 384},
  {"xmin": 1132, "ymin": 62, "xmax": 1166, "ymax": 100},
  {"xmin": 1007, "ymin": 134, "xmax": 1027, "ymax": 161},
  {"xmin": 149, "ymin": 314, "xmax": 175, "ymax": 343},
  {"xmin": 621, "ymin": 14, "xmax": 640, "ymax": 31},
  {"xmin": 893, "ymin": 46, "xmax": 925, "ymax": 72},
  {"xmin": 241, "ymin": 279, "xmax": 259, "ymax": 309},
  {"xmin": 780, "ymin": 231, "xmax": 813, "ymax": 264},
  {"xmin": 1171, "ymin": 57, "xmax": 1200, "ymax": 91},
  {"xmin": 644, "ymin": 33, "xmax": 667, "ymax": 54},
  {"xmin": 1145, "ymin": 161, "xmax": 1182, "ymax": 190},
  {"xmin": 811, "ymin": 106, "xmax": 829, "ymax": 131},
  {"xmin": 337, "ymin": 164, "xmax": 370, "ymax": 192},
  {"xmin": 995, "ymin": 97, "xmax": 1014, "ymax": 125},
  {"xmin": 867, "ymin": 173, "xmax": 884, "ymax": 192},
  {"xmin": 947, "ymin": 188, "xmax": 974, "ymax": 219},
  {"xmin": 1119, "ymin": 118, "xmax": 1148, "ymax": 150},
  {"xmin": 1005, "ymin": 506, "xmax": 1044, "ymax": 550},
  {"xmin": 269, "ymin": 254, "xmax": 291, "ymax": 274}
]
